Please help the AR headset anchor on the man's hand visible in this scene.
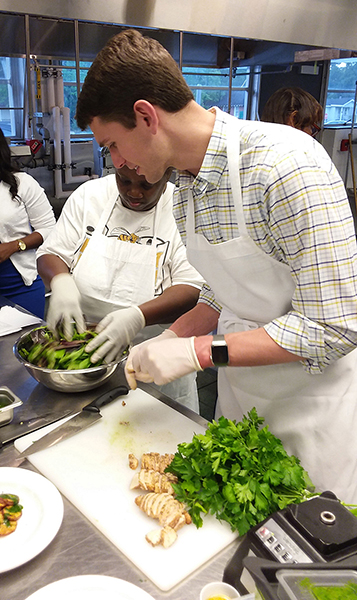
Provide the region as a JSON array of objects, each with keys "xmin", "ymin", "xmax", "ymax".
[
  {"xmin": 124, "ymin": 335, "xmax": 203, "ymax": 390},
  {"xmin": 85, "ymin": 306, "xmax": 145, "ymax": 363},
  {"xmin": 124, "ymin": 329, "xmax": 177, "ymax": 388},
  {"xmin": 47, "ymin": 273, "xmax": 85, "ymax": 340}
]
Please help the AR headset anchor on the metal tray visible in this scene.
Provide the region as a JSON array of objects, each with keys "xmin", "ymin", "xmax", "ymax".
[{"xmin": 0, "ymin": 387, "xmax": 23, "ymax": 427}]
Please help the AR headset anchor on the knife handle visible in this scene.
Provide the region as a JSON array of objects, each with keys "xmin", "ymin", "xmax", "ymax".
[{"xmin": 83, "ymin": 385, "xmax": 129, "ymax": 413}]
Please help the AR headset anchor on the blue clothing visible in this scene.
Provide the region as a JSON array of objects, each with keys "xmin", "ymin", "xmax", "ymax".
[{"xmin": 0, "ymin": 258, "xmax": 45, "ymax": 318}]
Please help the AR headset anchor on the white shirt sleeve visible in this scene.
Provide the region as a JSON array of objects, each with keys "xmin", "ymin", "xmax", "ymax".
[
  {"xmin": 37, "ymin": 177, "xmax": 108, "ymax": 267},
  {"xmin": 17, "ymin": 172, "xmax": 56, "ymax": 241}
]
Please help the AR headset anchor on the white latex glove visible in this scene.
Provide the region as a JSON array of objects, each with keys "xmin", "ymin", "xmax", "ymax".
[
  {"xmin": 125, "ymin": 335, "xmax": 203, "ymax": 390},
  {"xmin": 47, "ymin": 273, "xmax": 85, "ymax": 340},
  {"xmin": 124, "ymin": 329, "xmax": 177, "ymax": 388},
  {"xmin": 86, "ymin": 306, "xmax": 145, "ymax": 364}
]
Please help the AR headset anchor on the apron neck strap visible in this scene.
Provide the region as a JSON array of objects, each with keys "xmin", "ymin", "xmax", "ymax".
[
  {"xmin": 223, "ymin": 112, "xmax": 247, "ymax": 235},
  {"xmin": 187, "ymin": 110, "xmax": 246, "ymax": 236},
  {"xmin": 95, "ymin": 192, "xmax": 161, "ymax": 246},
  {"xmin": 95, "ymin": 194, "xmax": 119, "ymax": 233}
]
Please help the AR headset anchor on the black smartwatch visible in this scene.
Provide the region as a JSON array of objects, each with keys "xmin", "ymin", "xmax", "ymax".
[{"xmin": 210, "ymin": 334, "xmax": 229, "ymax": 367}]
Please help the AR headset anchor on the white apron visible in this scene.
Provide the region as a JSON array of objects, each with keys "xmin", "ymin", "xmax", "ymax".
[
  {"xmin": 186, "ymin": 112, "xmax": 357, "ymax": 503},
  {"xmin": 73, "ymin": 195, "xmax": 199, "ymax": 412},
  {"xmin": 73, "ymin": 194, "xmax": 158, "ymax": 322}
]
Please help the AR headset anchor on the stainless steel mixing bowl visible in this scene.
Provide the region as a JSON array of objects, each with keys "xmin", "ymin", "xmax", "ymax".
[{"xmin": 13, "ymin": 325, "xmax": 127, "ymax": 393}]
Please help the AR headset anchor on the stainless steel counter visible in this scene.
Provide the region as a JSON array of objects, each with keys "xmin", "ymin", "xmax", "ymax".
[{"xmin": 0, "ymin": 319, "xmax": 240, "ymax": 600}]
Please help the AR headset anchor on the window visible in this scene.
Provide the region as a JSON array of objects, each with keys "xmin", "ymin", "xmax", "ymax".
[
  {"xmin": 0, "ymin": 56, "xmax": 92, "ymax": 139},
  {"xmin": 0, "ymin": 56, "xmax": 26, "ymax": 138},
  {"xmin": 182, "ymin": 66, "xmax": 250, "ymax": 117},
  {"xmin": 61, "ymin": 61, "xmax": 92, "ymax": 134},
  {"xmin": 325, "ymin": 57, "xmax": 357, "ymax": 127}
]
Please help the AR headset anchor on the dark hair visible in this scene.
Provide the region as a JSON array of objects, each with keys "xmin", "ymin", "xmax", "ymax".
[
  {"xmin": 261, "ymin": 87, "xmax": 323, "ymax": 130},
  {"xmin": 76, "ymin": 28, "xmax": 194, "ymax": 131},
  {"xmin": 0, "ymin": 128, "xmax": 19, "ymax": 199}
]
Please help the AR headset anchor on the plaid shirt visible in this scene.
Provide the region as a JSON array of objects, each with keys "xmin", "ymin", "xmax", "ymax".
[{"xmin": 173, "ymin": 108, "xmax": 357, "ymax": 373}]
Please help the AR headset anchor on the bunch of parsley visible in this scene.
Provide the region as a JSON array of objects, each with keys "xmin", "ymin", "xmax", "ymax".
[{"xmin": 166, "ymin": 408, "xmax": 314, "ymax": 536}]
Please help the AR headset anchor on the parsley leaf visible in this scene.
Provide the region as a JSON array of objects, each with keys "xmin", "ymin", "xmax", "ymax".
[{"xmin": 166, "ymin": 408, "xmax": 315, "ymax": 536}]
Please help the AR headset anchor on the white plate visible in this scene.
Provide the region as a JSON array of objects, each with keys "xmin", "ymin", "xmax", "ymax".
[
  {"xmin": 0, "ymin": 467, "xmax": 64, "ymax": 573},
  {"xmin": 24, "ymin": 575, "xmax": 156, "ymax": 600}
]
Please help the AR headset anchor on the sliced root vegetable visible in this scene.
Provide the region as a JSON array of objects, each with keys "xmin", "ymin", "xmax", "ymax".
[
  {"xmin": 130, "ymin": 469, "xmax": 177, "ymax": 494},
  {"xmin": 135, "ymin": 492, "xmax": 189, "ymax": 530},
  {"xmin": 141, "ymin": 452, "xmax": 174, "ymax": 473}
]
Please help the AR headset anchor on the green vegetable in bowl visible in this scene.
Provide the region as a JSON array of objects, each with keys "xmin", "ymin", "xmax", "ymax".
[
  {"xmin": 18, "ymin": 326, "xmax": 104, "ymax": 370},
  {"xmin": 166, "ymin": 408, "xmax": 315, "ymax": 536}
]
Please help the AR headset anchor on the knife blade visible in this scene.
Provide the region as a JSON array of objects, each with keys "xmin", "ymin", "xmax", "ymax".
[
  {"xmin": 17, "ymin": 384, "xmax": 129, "ymax": 458},
  {"xmin": 0, "ymin": 411, "xmax": 73, "ymax": 448}
]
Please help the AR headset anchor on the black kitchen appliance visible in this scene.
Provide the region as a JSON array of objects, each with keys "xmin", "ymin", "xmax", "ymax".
[{"xmin": 223, "ymin": 491, "xmax": 357, "ymax": 596}]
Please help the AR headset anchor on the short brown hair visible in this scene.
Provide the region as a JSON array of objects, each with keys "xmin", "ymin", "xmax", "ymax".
[
  {"xmin": 76, "ymin": 28, "xmax": 194, "ymax": 130},
  {"xmin": 261, "ymin": 87, "xmax": 323, "ymax": 130}
]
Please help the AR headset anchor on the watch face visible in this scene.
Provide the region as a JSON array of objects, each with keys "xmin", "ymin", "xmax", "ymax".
[
  {"xmin": 18, "ymin": 240, "xmax": 26, "ymax": 251},
  {"xmin": 211, "ymin": 340, "xmax": 229, "ymax": 367}
]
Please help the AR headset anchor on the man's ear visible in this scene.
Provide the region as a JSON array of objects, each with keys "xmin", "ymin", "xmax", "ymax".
[
  {"xmin": 133, "ymin": 100, "xmax": 158, "ymax": 134},
  {"xmin": 286, "ymin": 110, "xmax": 298, "ymax": 128}
]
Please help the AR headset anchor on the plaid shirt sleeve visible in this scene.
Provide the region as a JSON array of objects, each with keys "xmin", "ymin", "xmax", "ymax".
[
  {"xmin": 198, "ymin": 282, "xmax": 222, "ymax": 312},
  {"xmin": 258, "ymin": 147, "xmax": 357, "ymax": 373}
]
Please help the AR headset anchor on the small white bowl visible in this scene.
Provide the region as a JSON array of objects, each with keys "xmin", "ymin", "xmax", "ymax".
[{"xmin": 200, "ymin": 581, "xmax": 240, "ymax": 600}]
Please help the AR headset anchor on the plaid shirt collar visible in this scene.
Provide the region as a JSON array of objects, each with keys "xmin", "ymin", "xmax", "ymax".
[{"xmin": 175, "ymin": 107, "xmax": 227, "ymax": 195}]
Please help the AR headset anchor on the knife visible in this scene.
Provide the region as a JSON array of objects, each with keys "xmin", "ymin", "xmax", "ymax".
[
  {"xmin": 16, "ymin": 384, "xmax": 129, "ymax": 458},
  {"xmin": 0, "ymin": 411, "xmax": 73, "ymax": 449}
]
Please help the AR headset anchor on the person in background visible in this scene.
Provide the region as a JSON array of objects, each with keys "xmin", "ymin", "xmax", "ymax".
[
  {"xmin": 37, "ymin": 165, "xmax": 204, "ymax": 411},
  {"xmin": 0, "ymin": 128, "xmax": 55, "ymax": 318},
  {"xmin": 75, "ymin": 29, "xmax": 357, "ymax": 502},
  {"xmin": 260, "ymin": 86, "xmax": 323, "ymax": 137}
]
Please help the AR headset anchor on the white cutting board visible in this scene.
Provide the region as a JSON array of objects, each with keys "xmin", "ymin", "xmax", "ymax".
[{"xmin": 15, "ymin": 388, "xmax": 238, "ymax": 591}]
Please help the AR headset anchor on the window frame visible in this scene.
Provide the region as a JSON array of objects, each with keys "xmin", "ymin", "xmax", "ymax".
[{"xmin": 324, "ymin": 57, "xmax": 357, "ymax": 129}]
